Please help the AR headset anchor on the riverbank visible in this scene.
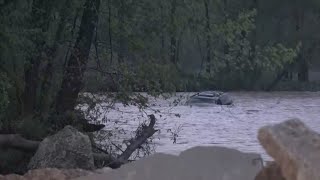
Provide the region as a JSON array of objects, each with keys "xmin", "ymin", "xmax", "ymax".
[
  {"xmin": 1, "ymin": 119, "xmax": 318, "ymax": 180},
  {"xmin": 271, "ymin": 81, "xmax": 320, "ymax": 91}
]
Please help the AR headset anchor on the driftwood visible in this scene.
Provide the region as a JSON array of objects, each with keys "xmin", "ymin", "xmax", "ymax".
[{"xmin": 0, "ymin": 114, "xmax": 158, "ymax": 169}]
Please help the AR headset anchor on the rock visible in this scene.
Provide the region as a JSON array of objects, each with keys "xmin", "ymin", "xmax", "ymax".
[
  {"xmin": 258, "ymin": 119, "xmax": 320, "ymax": 180},
  {"xmin": 24, "ymin": 168, "xmax": 92, "ymax": 180},
  {"xmin": 28, "ymin": 126, "xmax": 95, "ymax": 170},
  {"xmin": 0, "ymin": 174, "xmax": 26, "ymax": 180},
  {"xmin": 0, "ymin": 168, "xmax": 92, "ymax": 180},
  {"xmin": 75, "ymin": 146, "xmax": 263, "ymax": 180},
  {"xmin": 94, "ymin": 167, "xmax": 112, "ymax": 174},
  {"xmin": 255, "ymin": 161, "xmax": 286, "ymax": 180},
  {"xmin": 216, "ymin": 93, "xmax": 233, "ymax": 105}
]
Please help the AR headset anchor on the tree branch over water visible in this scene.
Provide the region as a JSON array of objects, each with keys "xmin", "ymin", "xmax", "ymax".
[{"xmin": 107, "ymin": 114, "xmax": 158, "ymax": 168}]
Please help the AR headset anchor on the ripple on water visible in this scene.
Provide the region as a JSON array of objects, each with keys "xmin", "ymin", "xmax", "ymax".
[{"xmin": 102, "ymin": 91, "xmax": 320, "ymax": 161}]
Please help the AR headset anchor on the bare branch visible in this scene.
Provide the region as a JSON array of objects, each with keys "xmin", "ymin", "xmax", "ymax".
[{"xmin": 0, "ymin": 114, "xmax": 158, "ymax": 170}]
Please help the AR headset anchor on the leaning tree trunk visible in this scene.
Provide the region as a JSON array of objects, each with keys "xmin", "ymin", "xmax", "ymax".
[{"xmin": 55, "ymin": 0, "xmax": 101, "ymax": 114}]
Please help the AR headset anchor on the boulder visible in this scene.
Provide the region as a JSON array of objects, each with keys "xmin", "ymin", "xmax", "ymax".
[
  {"xmin": 216, "ymin": 93, "xmax": 233, "ymax": 105},
  {"xmin": 0, "ymin": 174, "xmax": 26, "ymax": 180},
  {"xmin": 255, "ymin": 161, "xmax": 286, "ymax": 180},
  {"xmin": 75, "ymin": 146, "xmax": 262, "ymax": 180},
  {"xmin": 258, "ymin": 119, "xmax": 320, "ymax": 180},
  {"xmin": 28, "ymin": 126, "xmax": 95, "ymax": 170},
  {"xmin": 94, "ymin": 167, "xmax": 112, "ymax": 174},
  {"xmin": 0, "ymin": 168, "xmax": 92, "ymax": 180}
]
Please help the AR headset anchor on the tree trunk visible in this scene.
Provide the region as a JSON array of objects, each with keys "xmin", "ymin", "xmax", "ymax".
[
  {"xmin": 222, "ymin": 0, "xmax": 231, "ymax": 73},
  {"xmin": 160, "ymin": 2, "xmax": 165, "ymax": 62},
  {"xmin": 293, "ymin": 4, "xmax": 308, "ymax": 82},
  {"xmin": 108, "ymin": 0, "xmax": 113, "ymax": 64},
  {"xmin": 55, "ymin": 0, "xmax": 101, "ymax": 114},
  {"xmin": 265, "ymin": 63, "xmax": 295, "ymax": 91},
  {"xmin": 204, "ymin": 0, "xmax": 211, "ymax": 74},
  {"xmin": 118, "ymin": 0, "xmax": 125, "ymax": 64},
  {"xmin": 169, "ymin": 0, "xmax": 177, "ymax": 65},
  {"xmin": 23, "ymin": 59, "xmax": 41, "ymax": 116},
  {"xmin": 266, "ymin": 69, "xmax": 288, "ymax": 91},
  {"xmin": 22, "ymin": 0, "xmax": 53, "ymax": 116},
  {"xmin": 39, "ymin": 0, "xmax": 72, "ymax": 116},
  {"xmin": 248, "ymin": 0, "xmax": 260, "ymax": 87},
  {"xmin": 297, "ymin": 51, "xmax": 309, "ymax": 81}
]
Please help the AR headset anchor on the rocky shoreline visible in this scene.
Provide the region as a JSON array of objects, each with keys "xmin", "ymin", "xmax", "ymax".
[{"xmin": 1, "ymin": 118, "xmax": 319, "ymax": 180}]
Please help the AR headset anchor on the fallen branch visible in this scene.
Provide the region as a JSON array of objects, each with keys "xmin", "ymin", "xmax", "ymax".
[
  {"xmin": 0, "ymin": 115, "xmax": 158, "ymax": 169},
  {"xmin": 108, "ymin": 114, "xmax": 158, "ymax": 168}
]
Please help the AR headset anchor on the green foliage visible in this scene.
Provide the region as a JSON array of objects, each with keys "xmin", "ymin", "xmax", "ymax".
[
  {"xmin": 260, "ymin": 42, "xmax": 301, "ymax": 71},
  {"xmin": 214, "ymin": 9, "xmax": 256, "ymax": 46},
  {"xmin": 198, "ymin": 9, "xmax": 300, "ymax": 89},
  {"xmin": 134, "ymin": 61, "xmax": 182, "ymax": 94},
  {"xmin": 110, "ymin": 60, "xmax": 183, "ymax": 108}
]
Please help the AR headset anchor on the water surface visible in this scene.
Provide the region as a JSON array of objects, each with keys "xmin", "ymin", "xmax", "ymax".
[{"xmin": 100, "ymin": 91, "xmax": 320, "ymax": 160}]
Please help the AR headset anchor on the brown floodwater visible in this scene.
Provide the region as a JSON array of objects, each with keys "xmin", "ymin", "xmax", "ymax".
[{"xmin": 99, "ymin": 91, "xmax": 320, "ymax": 160}]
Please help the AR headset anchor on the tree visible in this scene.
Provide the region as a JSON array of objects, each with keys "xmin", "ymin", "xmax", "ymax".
[
  {"xmin": 55, "ymin": 0, "xmax": 101, "ymax": 114},
  {"xmin": 210, "ymin": 9, "xmax": 299, "ymax": 89},
  {"xmin": 203, "ymin": 0, "xmax": 212, "ymax": 74},
  {"xmin": 169, "ymin": 0, "xmax": 178, "ymax": 65},
  {"xmin": 22, "ymin": 0, "xmax": 56, "ymax": 116}
]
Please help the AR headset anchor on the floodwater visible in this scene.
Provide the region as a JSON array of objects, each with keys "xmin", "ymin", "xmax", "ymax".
[{"xmin": 96, "ymin": 91, "xmax": 320, "ymax": 161}]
